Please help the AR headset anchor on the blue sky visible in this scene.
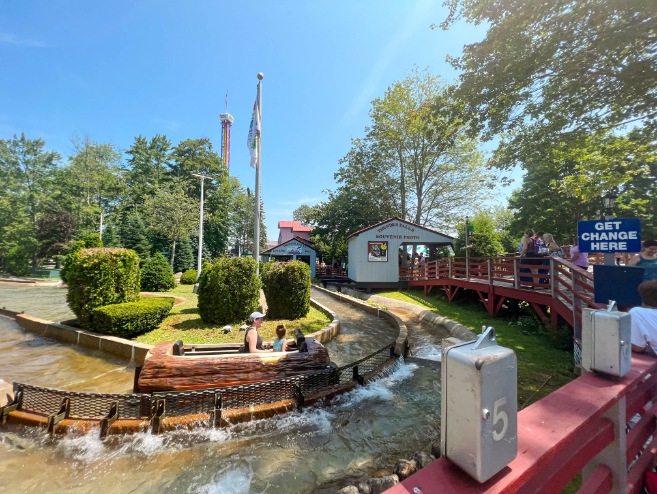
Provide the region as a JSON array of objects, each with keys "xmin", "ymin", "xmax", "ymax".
[{"xmin": 1, "ymin": 0, "xmax": 514, "ymax": 240}]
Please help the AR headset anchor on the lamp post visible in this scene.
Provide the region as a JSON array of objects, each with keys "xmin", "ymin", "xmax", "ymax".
[
  {"xmin": 602, "ymin": 188, "xmax": 619, "ymax": 265},
  {"xmin": 192, "ymin": 173, "xmax": 214, "ymax": 280}
]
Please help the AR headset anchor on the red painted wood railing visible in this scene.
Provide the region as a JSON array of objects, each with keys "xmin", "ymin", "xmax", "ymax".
[
  {"xmin": 316, "ymin": 266, "xmax": 348, "ymax": 278},
  {"xmin": 386, "ymin": 353, "xmax": 657, "ymax": 494},
  {"xmin": 399, "ymin": 256, "xmax": 607, "ymax": 331}
]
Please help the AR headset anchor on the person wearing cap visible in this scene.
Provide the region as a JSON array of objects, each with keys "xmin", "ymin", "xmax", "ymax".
[{"xmin": 244, "ymin": 311, "xmax": 271, "ymax": 353}]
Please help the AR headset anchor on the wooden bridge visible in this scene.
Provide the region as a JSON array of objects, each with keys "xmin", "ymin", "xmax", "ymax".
[{"xmin": 400, "ymin": 256, "xmax": 609, "ymax": 347}]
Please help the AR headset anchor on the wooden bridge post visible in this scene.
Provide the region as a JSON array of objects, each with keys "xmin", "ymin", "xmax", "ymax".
[
  {"xmin": 466, "ymin": 258, "xmax": 470, "ymax": 281},
  {"xmin": 513, "ymin": 257, "xmax": 519, "ymax": 289},
  {"xmin": 550, "ymin": 258, "xmax": 556, "ymax": 299},
  {"xmin": 582, "ymin": 397, "xmax": 627, "ymax": 494},
  {"xmin": 448, "ymin": 257, "xmax": 452, "ymax": 279},
  {"xmin": 572, "ymin": 270, "xmax": 584, "ymax": 348},
  {"xmin": 488, "ymin": 259, "xmax": 493, "ymax": 286}
]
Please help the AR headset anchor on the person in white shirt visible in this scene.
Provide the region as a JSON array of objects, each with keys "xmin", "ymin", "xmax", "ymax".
[{"xmin": 630, "ymin": 279, "xmax": 657, "ymax": 354}]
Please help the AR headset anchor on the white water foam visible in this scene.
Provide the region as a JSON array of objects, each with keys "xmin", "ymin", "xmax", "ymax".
[
  {"xmin": 413, "ymin": 343, "xmax": 442, "ymax": 361},
  {"xmin": 193, "ymin": 464, "xmax": 255, "ymax": 494},
  {"xmin": 333, "ymin": 361, "xmax": 418, "ymax": 409}
]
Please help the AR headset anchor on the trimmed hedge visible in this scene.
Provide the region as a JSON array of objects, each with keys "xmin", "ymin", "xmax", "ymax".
[
  {"xmin": 66, "ymin": 248, "xmax": 141, "ymax": 328},
  {"xmin": 198, "ymin": 256, "xmax": 261, "ymax": 324},
  {"xmin": 141, "ymin": 253, "xmax": 176, "ymax": 292},
  {"xmin": 261, "ymin": 261, "xmax": 311, "ymax": 320},
  {"xmin": 91, "ymin": 297, "xmax": 174, "ymax": 338},
  {"xmin": 180, "ymin": 269, "xmax": 197, "ymax": 285}
]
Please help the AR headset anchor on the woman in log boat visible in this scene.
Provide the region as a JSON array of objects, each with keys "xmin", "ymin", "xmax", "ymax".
[{"xmin": 244, "ymin": 311, "xmax": 273, "ymax": 353}]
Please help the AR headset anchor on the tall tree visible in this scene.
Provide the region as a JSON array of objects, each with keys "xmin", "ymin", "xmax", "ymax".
[
  {"xmin": 144, "ymin": 183, "xmax": 199, "ymax": 269},
  {"xmin": 125, "ymin": 134, "xmax": 172, "ymax": 190},
  {"xmin": 340, "ymin": 67, "xmax": 495, "ymax": 229},
  {"xmin": 439, "ymin": 0, "xmax": 657, "ymax": 167},
  {"xmin": 0, "ymin": 133, "xmax": 61, "ymax": 224}
]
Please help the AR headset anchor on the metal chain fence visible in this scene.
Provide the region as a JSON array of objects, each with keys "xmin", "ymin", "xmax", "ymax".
[{"xmin": 10, "ymin": 343, "xmax": 402, "ymax": 420}]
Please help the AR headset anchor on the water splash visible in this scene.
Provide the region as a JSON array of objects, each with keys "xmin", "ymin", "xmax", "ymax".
[
  {"xmin": 413, "ymin": 344, "xmax": 442, "ymax": 362},
  {"xmin": 194, "ymin": 464, "xmax": 255, "ymax": 494}
]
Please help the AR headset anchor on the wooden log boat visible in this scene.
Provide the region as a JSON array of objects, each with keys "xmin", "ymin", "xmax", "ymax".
[{"xmin": 137, "ymin": 330, "xmax": 331, "ymax": 393}]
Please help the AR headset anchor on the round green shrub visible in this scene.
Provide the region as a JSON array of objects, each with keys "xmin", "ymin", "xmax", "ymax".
[
  {"xmin": 91, "ymin": 297, "xmax": 174, "ymax": 338},
  {"xmin": 180, "ymin": 269, "xmax": 197, "ymax": 285},
  {"xmin": 198, "ymin": 256, "xmax": 261, "ymax": 324},
  {"xmin": 261, "ymin": 260, "xmax": 311, "ymax": 320},
  {"xmin": 141, "ymin": 253, "xmax": 176, "ymax": 292},
  {"xmin": 66, "ymin": 248, "xmax": 141, "ymax": 328}
]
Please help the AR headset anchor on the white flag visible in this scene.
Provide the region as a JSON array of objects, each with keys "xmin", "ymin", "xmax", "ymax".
[{"xmin": 247, "ymin": 97, "xmax": 261, "ymax": 169}]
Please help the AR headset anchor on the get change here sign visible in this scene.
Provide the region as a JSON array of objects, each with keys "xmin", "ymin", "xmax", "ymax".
[{"xmin": 578, "ymin": 218, "xmax": 641, "ymax": 253}]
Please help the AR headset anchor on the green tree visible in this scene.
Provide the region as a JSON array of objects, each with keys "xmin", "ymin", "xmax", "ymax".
[
  {"xmin": 35, "ymin": 212, "xmax": 76, "ymax": 259},
  {"xmin": 141, "ymin": 253, "xmax": 176, "ymax": 292},
  {"xmin": 125, "ymin": 134, "xmax": 172, "ymax": 189},
  {"xmin": 293, "ymin": 204, "xmax": 314, "ymax": 226},
  {"xmin": 172, "ymin": 238, "xmax": 194, "ymax": 272},
  {"xmin": 356, "ymin": 67, "xmax": 495, "ymax": 228},
  {"xmin": 119, "ymin": 213, "xmax": 152, "ymax": 263},
  {"xmin": 144, "ymin": 183, "xmax": 199, "ymax": 269},
  {"xmin": 229, "ymin": 186, "xmax": 268, "ymax": 256},
  {"xmin": 439, "ymin": 0, "xmax": 657, "ymax": 148},
  {"xmin": 454, "ymin": 211, "xmax": 504, "ymax": 257}
]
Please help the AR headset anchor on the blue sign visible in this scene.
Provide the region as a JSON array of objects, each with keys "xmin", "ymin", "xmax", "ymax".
[{"xmin": 578, "ymin": 218, "xmax": 641, "ymax": 253}]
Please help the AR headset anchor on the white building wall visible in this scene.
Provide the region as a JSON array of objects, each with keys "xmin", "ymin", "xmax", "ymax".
[{"xmin": 347, "ymin": 219, "xmax": 453, "ymax": 283}]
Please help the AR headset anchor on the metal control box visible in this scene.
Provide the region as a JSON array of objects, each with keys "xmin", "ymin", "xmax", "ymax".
[
  {"xmin": 582, "ymin": 303, "xmax": 631, "ymax": 377},
  {"xmin": 441, "ymin": 327, "xmax": 518, "ymax": 483}
]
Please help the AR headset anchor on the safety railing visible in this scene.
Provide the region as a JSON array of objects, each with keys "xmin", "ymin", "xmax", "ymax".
[
  {"xmin": 316, "ymin": 266, "xmax": 348, "ymax": 278},
  {"xmin": 386, "ymin": 353, "xmax": 657, "ymax": 494}
]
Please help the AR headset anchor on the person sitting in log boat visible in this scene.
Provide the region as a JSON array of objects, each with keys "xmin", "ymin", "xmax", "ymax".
[
  {"xmin": 244, "ymin": 311, "xmax": 273, "ymax": 353},
  {"xmin": 273, "ymin": 324, "xmax": 288, "ymax": 352}
]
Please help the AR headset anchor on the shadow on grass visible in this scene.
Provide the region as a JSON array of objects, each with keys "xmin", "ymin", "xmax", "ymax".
[{"xmin": 177, "ymin": 307, "xmax": 200, "ymax": 314}]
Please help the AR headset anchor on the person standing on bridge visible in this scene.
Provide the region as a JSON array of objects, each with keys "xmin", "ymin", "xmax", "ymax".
[
  {"xmin": 519, "ymin": 229, "xmax": 542, "ymax": 283},
  {"xmin": 569, "ymin": 237, "xmax": 589, "ymax": 270},
  {"xmin": 628, "ymin": 239, "xmax": 657, "ymax": 281}
]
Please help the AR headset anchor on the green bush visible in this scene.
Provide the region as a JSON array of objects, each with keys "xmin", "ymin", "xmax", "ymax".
[
  {"xmin": 140, "ymin": 253, "xmax": 176, "ymax": 292},
  {"xmin": 261, "ymin": 261, "xmax": 311, "ymax": 320},
  {"xmin": 198, "ymin": 256, "xmax": 261, "ymax": 324},
  {"xmin": 180, "ymin": 269, "xmax": 198, "ymax": 285},
  {"xmin": 66, "ymin": 248, "xmax": 141, "ymax": 328},
  {"xmin": 91, "ymin": 297, "xmax": 174, "ymax": 338}
]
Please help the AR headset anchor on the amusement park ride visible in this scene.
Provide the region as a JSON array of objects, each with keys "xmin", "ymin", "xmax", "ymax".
[{"xmin": 220, "ymin": 93, "xmax": 233, "ymax": 172}]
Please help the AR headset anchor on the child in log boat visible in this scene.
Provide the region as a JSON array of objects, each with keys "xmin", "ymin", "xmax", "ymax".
[
  {"xmin": 244, "ymin": 311, "xmax": 273, "ymax": 353},
  {"xmin": 273, "ymin": 324, "xmax": 287, "ymax": 352}
]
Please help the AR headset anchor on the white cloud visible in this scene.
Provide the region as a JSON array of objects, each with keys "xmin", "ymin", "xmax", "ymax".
[
  {"xmin": 153, "ymin": 118, "xmax": 180, "ymax": 132},
  {"xmin": 0, "ymin": 32, "xmax": 46, "ymax": 47},
  {"xmin": 340, "ymin": 0, "xmax": 434, "ymax": 124},
  {"xmin": 279, "ymin": 196, "xmax": 323, "ymax": 205}
]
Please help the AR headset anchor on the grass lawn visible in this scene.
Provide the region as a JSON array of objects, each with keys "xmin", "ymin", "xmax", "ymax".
[
  {"xmin": 136, "ymin": 284, "xmax": 331, "ymax": 345},
  {"xmin": 376, "ymin": 289, "xmax": 577, "ymax": 408}
]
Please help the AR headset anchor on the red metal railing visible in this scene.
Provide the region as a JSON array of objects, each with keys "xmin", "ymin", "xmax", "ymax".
[{"xmin": 386, "ymin": 353, "xmax": 657, "ymax": 494}]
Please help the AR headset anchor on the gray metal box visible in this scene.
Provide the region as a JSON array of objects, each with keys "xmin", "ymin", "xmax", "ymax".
[
  {"xmin": 590, "ymin": 308, "xmax": 631, "ymax": 377},
  {"xmin": 441, "ymin": 327, "xmax": 518, "ymax": 482}
]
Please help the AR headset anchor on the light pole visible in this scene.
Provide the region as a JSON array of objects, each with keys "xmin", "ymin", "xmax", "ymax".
[
  {"xmin": 192, "ymin": 173, "xmax": 213, "ymax": 279},
  {"xmin": 602, "ymin": 188, "xmax": 619, "ymax": 266}
]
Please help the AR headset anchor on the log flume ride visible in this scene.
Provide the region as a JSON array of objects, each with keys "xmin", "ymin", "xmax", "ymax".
[
  {"xmin": 137, "ymin": 330, "xmax": 332, "ymax": 393},
  {"xmin": 0, "ymin": 330, "xmax": 403, "ymax": 437}
]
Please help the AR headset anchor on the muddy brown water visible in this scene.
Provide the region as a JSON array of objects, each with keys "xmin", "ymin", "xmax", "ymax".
[{"xmin": 0, "ymin": 285, "xmax": 447, "ymax": 494}]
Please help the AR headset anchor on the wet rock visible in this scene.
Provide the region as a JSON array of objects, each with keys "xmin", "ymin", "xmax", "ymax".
[
  {"xmin": 393, "ymin": 459, "xmax": 417, "ymax": 481},
  {"xmin": 358, "ymin": 482, "xmax": 371, "ymax": 494},
  {"xmin": 367, "ymin": 475, "xmax": 399, "ymax": 494},
  {"xmin": 431, "ymin": 441, "xmax": 441, "ymax": 459},
  {"xmin": 413, "ymin": 451, "xmax": 435, "ymax": 469},
  {"xmin": 336, "ymin": 486, "xmax": 359, "ymax": 494}
]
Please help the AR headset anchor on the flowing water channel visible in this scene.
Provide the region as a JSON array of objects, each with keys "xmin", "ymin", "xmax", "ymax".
[{"xmin": 0, "ymin": 285, "xmax": 446, "ymax": 494}]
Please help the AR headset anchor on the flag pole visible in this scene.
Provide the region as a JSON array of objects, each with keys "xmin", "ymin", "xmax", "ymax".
[{"xmin": 254, "ymin": 73, "xmax": 263, "ymax": 274}]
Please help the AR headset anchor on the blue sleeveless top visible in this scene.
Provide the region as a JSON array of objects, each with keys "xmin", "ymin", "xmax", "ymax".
[
  {"xmin": 637, "ymin": 256, "xmax": 657, "ymax": 281},
  {"xmin": 273, "ymin": 338, "xmax": 284, "ymax": 352}
]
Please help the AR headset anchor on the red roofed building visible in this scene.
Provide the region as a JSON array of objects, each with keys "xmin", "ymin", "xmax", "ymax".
[{"xmin": 277, "ymin": 220, "xmax": 312, "ymax": 244}]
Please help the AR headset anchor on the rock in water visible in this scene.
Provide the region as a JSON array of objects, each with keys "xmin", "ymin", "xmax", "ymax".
[
  {"xmin": 336, "ymin": 486, "xmax": 359, "ymax": 494},
  {"xmin": 367, "ymin": 475, "xmax": 399, "ymax": 494},
  {"xmin": 413, "ymin": 451, "xmax": 436, "ymax": 469},
  {"xmin": 358, "ymin": 482, "xmax": 372, "ymax": 494},
  {"xmin": 431, "ymin": 441, "xmax": 441, "ymax": 459},
  {"xmin": 393, "ymin": 459, "xmax": 417, "ymax": 481}
]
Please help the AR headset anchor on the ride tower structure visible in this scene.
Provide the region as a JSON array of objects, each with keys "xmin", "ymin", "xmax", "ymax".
[{"xmin": 219, "ymin": 99, "xmax": 233, "ymax": 173}]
